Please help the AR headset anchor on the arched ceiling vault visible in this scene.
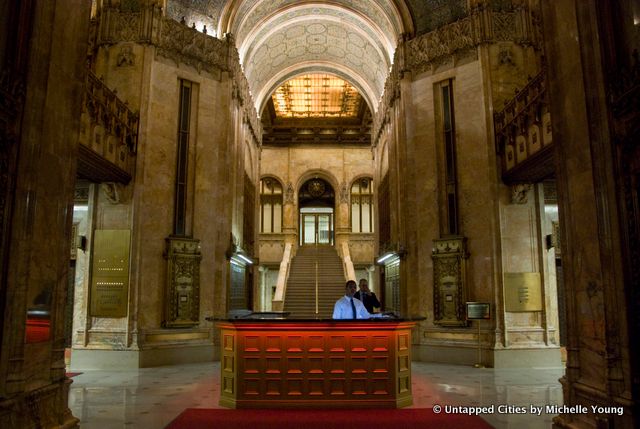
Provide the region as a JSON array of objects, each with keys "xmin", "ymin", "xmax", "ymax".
[{"xmin": 217, "ymin": 0, "xmax": 413, "ymax": 114}]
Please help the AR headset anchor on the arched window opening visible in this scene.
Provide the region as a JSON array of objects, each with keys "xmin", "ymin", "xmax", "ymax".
[
  {"xmin": 351, "ymin": 178, "xmax": 373, "ymax": 233},
  {"xmin": 260, "ymin": 178, "xmax": 283, "ymax": 233}
]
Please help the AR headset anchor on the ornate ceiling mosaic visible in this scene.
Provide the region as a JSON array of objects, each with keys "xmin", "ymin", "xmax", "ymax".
[{"xmin": 271, "ymin": 74, "xmax": 363, "ymax": 119}]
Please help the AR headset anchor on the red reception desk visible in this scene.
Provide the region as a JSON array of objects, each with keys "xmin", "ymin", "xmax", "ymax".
[{"xmin": 217, "ymin": 319, "xmax": 416, "ymax": 409}]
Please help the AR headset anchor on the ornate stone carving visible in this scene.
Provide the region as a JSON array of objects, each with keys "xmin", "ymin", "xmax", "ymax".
[
  {"xmin": 284, "ymin": 182, "xmax": 294, "ymax": 204},
  {"xmin": 94, "ymin": 7, "xmax": 262, "ymax": 147},
  {"xmin": 164, "ymin": 236, "xmax": 202, "ymax": 328},
  {"xmin": 155, "ymin": 17, "xmax": 227, "ymax": 74},
  {"xmin": 116, "ymin": 44, "xmax": 135, "ymax": 67},
  {"xmin": 405, "ymin": 5, "xmax": 539, "ymax": 76},
  {"xmin": 372, "ymin": 47, "xmax": 402, "ymax": 147},
  {"xmin": 101, "ymin": 182, "xmax": 122, "ymax": 204},
  {"xmin": 511, "ymin": 183, "xmax": 532, "ymax": 204},
  {"xmin": 498, "ymin": 45, "xmax": 515, "ymax": 66},
  {"xmin": 340, "ymin": 181, "xmax": 349, "ymax": 204}
]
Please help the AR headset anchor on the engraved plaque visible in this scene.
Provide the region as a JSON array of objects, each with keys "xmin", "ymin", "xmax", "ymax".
[
  {"xmin": 466, "ymin": 302, "xmax": 491, "ymax": 320},
  {"xmin": 504, "ymin": 272, "xmax": 543, "ymax": 311},
  {"xmin": 90, "ymin": 229, "xmax": 130, "ymax": 317}
]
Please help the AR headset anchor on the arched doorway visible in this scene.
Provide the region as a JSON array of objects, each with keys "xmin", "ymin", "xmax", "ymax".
[{"xmin": 298, "ymin": 177, "xmax": 335, "ymax": 246}]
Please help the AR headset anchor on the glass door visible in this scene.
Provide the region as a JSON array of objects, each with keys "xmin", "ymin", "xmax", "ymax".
[
  {"xmin": 300, "ymin": 209, "xmax": 333, "ymax": 245},
  {"xmin": 317, "ymin": 214, "xmax": 331, "ymax": 244}
]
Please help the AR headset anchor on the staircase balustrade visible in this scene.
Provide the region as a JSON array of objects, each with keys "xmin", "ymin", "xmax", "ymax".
[{"xmin": 272, "ymin": 242, "xmax": 292, "ymax": 311}]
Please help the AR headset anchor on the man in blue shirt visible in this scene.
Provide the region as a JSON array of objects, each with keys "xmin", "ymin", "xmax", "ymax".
[{"xmin": 333, "ymin": 280, "xmax": 382, "ymax": 319}]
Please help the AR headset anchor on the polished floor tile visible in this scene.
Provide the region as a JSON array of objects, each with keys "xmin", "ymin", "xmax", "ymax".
[{"xmin": 68, "ymin": 362, "xmax": 563, "ymax": 428}]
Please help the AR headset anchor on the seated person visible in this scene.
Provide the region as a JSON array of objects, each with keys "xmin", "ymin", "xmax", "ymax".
[
  {"xmin": 333, "ymin": 280, "xmax": 383, "ymax": 319},
  {"xmin": 353, "ymin": 278, "xmax": 380, "ymax": 313}
]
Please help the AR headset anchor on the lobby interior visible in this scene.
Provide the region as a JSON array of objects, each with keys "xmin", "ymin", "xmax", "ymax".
[{"xmin": 1, "ymin": 0, "xmax": 639, "ymax": 428}]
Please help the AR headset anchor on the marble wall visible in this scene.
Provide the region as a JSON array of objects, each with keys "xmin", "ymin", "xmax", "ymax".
[
  {"xmin": 70, "ymin": 24, "xmax": 259, "ymax": 368},
  {"xmin": 373, "ymin": 43, "xmax": 561, "ymax": 367},
  {"xmin": 259, "ymin": 145, "xmax": 375, "ymax": 253}
]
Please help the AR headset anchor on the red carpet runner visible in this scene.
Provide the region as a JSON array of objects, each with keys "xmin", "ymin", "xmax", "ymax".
[{"xmin": 165, "ymin": 408, "xmax": 494, "ymax": 429}]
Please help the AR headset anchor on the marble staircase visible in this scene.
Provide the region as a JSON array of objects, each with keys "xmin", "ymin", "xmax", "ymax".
[{"xmin": 283, "ymin": 245, "xmax": 345, "ymax": 318}]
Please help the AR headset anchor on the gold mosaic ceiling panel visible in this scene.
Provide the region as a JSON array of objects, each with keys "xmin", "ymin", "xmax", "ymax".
[{"xmin": 271, "ymin": 74, "xmax": 362, "ymax": 118}]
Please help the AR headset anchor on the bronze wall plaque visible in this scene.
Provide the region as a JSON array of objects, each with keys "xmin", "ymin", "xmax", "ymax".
[
  {"xmin": 466, "ymin": 302, "xmax": 491, "ymax": 320},
  {"xmin": 504, "ymin": 272, "xmax": 542, "ymax": 311},
  {"xmin": 90, "ymin": 229, "xmax": 130, "ymax": 317}
]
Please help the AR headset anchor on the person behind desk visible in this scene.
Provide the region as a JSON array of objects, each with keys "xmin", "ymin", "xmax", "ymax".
[
  {"xmin": 354, "ymin": 278, "xmax": 380, "ymax": 314},
  {"xmin": 333, "ymin": 280, "xmax": 383, "ymax": 319}
]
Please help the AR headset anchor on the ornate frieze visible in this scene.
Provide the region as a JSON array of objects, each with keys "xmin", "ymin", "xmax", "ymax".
[
  {"xmin": 95, "ymin": 5, "xmax": 161, "ymax": 45},
  {"xmin": 155, "ymin": 17, "xmax": 227, "ymax": 75},
  {"xmin": 373, "ymin": 5, "xmax": 539, "ymax": 147},
  {"xmin": 164, "ymin": 236, "xmax": 202, "ymax": 328},
  {"xmin": 371, "ymin": 46, "xmax": 402, "ymax": 147},
  {"xmin": 405, "ymin": 5, "xmax": 539, "ymax": 76},
  {"xmin": 227, "ymin": 34, "xmax": 263, "ymax": 146},
  {"xmin": 93, "ymin": 6, "xmax": 262, "ymax": 146}
]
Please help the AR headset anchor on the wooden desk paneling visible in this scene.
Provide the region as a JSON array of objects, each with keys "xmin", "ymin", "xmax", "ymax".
[{"xmin": 217, "ymin": 321, "xmax": 415, "ymax": 409}]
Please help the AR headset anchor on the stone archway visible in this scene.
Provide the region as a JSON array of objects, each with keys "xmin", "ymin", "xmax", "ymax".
[{"xmin": 298, "ymin": 177, "xmax": 335, "ymax": 245}]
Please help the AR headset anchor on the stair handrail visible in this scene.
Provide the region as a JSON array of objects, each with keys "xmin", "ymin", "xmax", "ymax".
[
  {"xmin": 340, "ymin": 242, "xmax": 357, "ymax": 282},
  {"xmin": 272, "ymin": 242, "xmax": 293, "ymax": 311}
]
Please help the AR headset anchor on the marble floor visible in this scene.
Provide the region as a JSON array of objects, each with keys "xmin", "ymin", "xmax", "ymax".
[{"xmin": 68, "ymin": 361, "xmax": 564, "ymax": 429}]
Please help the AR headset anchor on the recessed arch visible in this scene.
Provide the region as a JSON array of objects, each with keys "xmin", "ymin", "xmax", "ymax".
[
  {"xmin": 260, "ymin": 174, "xmax": 285, "ymax": 189},
  {"xmin": 216, "ymin": 0, "xmax": 414, "ymax": 114},
  {"xmin": 295, "ymin": 169, "xmax": 340, "ymax": 197}
]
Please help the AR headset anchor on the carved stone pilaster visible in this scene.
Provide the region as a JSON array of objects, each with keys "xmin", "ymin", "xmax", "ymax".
[
  {"xmin": 284, "ymin": 182, "xmax": 294, "ymax": 204},
  {"xmin": 164, "ymin": 237, "xmax": 202, "ymax": 328},
  {"xmin": 432, "ymin": 236, "xmax": 469, "ymax": 327}
]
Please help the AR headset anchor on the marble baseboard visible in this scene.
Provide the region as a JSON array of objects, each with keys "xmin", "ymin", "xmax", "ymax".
[
  {"xmin": 70, "ymin": 344, "xmax": 218, "ymax": 370},
  {"xmin": 492, "ymin": 347, "xmax": 562, "ymax": 369},
  {"xmin": 412, "ymin": 344, "xmax": 562, "ymax": 368}
]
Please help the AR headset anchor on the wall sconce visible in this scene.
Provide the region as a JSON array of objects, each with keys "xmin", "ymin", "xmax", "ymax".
[
  {"xmin": 375, "ymin": 244, "xmax": 406, "ymax": 265},
  {"xmin": 376, "ymin": 251, "xmax": 397, "ymax": 265},
  {"xmin": 236, "ymin": 253, "xmax": 254, "ymax": 265}
]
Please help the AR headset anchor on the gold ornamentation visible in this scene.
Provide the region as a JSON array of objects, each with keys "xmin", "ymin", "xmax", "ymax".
[
  {"xmin": 432, "ymin": 236, "xmax": 468, "ymax": 326},
  {"xmin": 164, "ymin": 236, "xmax": 202, "ymax": 327}
]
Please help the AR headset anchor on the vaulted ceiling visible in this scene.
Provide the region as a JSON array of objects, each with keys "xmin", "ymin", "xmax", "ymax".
[
  {"xmin": 168, "ymin": 0, "xmax": 414, "ymax": 114},
  {"xmin": 166, "ymin": 1, "xmax": 472, "ymax": 114}
]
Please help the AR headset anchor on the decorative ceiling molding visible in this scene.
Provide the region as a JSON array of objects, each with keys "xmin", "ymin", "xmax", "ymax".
[{"xmin": 213, "ymin": 0, "xmax": 411, "ymax": 114}]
